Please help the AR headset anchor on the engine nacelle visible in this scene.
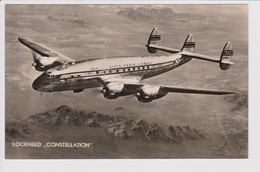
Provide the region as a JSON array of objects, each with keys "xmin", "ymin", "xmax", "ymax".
[
  {"xmin": 38, "ymin": 57, "xmax": 58, "ymax": 66},
  {"xmin": 33, "ymin": 56, "xmax": 62, "ymax": 71},
  {"xmin": 135, "ymin": 85, "xmax": 167, "ymax": 103},
  {"xmin": 102, "ymin": 83, "xmax": 124, "ymax": 99}
]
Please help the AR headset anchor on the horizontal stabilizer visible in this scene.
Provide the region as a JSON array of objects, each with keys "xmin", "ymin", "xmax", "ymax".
[
  {"xmin": 180, "ymin": 42, "xmax": 233, "ymax": 70},
  {"xmin": 146, "ymin": 44, "xmax": 180, "ymax": 54}
]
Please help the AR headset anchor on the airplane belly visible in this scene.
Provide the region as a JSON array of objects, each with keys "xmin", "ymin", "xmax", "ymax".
[
  {"xmin": 49, "ymin": 78, "xmax": 101, "ymax": 92},
  {"xmin": 142, "ymin": 65, "xmax": 174, "ymax": 79}
]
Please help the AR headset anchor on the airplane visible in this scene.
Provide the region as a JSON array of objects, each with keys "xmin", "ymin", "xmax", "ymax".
[{"xmin": 18, "ymin": 27, "xmax": 235, "ymax": 103}]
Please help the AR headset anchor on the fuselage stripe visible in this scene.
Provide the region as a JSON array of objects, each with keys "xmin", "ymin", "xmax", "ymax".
[
  {"xmin": 59, "ymin": 61, "xmax": 177, "ymax": 81},
  {"xmin": 56, "ymin": 59, "xmax": 179, "ymax": 76},
  {"xmin": 49, "ymin": 58, "xmax": 184, "ymax": 81}
]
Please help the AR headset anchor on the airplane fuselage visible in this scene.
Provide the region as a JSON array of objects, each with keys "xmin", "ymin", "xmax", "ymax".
[{"xmin": 32, "ymin": 54, "xmax": 192, "ymax": 92}]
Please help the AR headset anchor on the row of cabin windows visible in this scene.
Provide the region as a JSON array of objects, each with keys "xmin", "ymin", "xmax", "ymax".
[
  {"xmin": 96, "ymin": 66, "xmax": 151, "ymax": 75},
  {"xmin": 91, "ymin": 61, "xmax": 174, "ymax": 72},
  {"xmin": 63, "ymin": 65, "xmax": 153, "ymax": 78},
  {"xmin": 56, "ymin": 61, "xmax": 176, "ymax": 79},
  {"xmin": 92, "ymin": 60, "xmax": 177, "ymax": 76}
]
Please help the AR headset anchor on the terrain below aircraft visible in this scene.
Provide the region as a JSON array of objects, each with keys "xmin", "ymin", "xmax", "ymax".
[{"xmin": 18, "ymin": 28, "xmax": 235, "ymax": 103}]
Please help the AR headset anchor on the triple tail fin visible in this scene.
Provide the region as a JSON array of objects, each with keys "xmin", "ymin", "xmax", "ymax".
[
  {"xmin": 181, "ymin": 34, "xmax": 195, "ymax": 53},
  {"xmin": 145, "ymin": 27, "xmax": 233, "ymax": 71}
]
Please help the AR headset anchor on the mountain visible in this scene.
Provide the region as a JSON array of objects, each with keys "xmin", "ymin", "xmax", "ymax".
[
  {"xmin": 5, "ymin": 122, "xmax": 33, "ymax": 141},
  {"xmin": 19, "ymin": 105, "xmax": 206, "ymax": 143},
  {"xmin": 6, "ymin": 104, "xmax": 247, "ymax": 159},
  {"xmin": 117, "ymin": 7, "xmax": 212, "ymax": 22}
]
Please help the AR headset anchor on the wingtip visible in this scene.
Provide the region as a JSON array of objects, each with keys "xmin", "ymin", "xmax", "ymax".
[
  {"xmin": 18, "ymin": 37, "xmax": 23, "ymax": 42},
  {"xmin": 227, "ymin": 91, "xmax": 237, "ymax": 94},
  {"xmin": 18, "ymin": 37, "xmax": 27, "ymax": 43}
]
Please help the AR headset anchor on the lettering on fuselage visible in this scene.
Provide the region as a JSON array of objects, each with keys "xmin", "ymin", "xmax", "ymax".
[{"xmin": 91, "ymin": 62, "xmax": 152, "ymax": 71}]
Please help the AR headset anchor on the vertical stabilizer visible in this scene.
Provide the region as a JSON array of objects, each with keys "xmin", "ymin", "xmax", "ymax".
[
  {"xmin": 181, "ymin": 34, "xmax": 195, "ymax": 53},
  {"xmin": 147, "ymin": 27, "xmax": 161, "ymax": 53},
  {"xmin": 219, "ymin": 42, "xmax": 233, "ymax": 70}
]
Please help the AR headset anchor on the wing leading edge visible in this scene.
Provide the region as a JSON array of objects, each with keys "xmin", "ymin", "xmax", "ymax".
[
  {"xmin": 122, "ymin": 83, "xmax": 235, "ymax": 102},
  {"xmin": 160, "ymin": 86, "xmax": 236, "ymax": 95},
  {"xmin": 123, "ymin": 83, "xmax": 235, "ymax": 95},
  {"xmin": 18, "ymin": 37, "xmax": 75, "ymax": 63}
]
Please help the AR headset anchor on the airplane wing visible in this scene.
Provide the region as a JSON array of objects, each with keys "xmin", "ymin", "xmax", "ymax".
[
  {"xmin": 18, "ymin": 37, "xmax": 75, "ymax": 63},
  {"xmin": 159, "ymin": 85, "xmax": 236, "ymax": 95},
  {"xmin": 98, "ymin": 72, "xmax": 235, "ymax": 95},
  {"xmin": 123, "ymin": 83, "xmax": 235, "ymax": 95},
  {"xmin": 97, "ymin": 75, "xmax": 235, "ymax": 101}
]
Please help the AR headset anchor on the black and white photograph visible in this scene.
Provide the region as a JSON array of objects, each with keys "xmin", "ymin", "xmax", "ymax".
[{"xmin": 5, "ymin": 4, "xmax": 248, "ymax": 159}]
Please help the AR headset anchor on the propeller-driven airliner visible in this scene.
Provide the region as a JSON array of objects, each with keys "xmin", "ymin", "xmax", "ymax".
[{"xmin": 18, "ymin": 28, "xmax": 235, "ymax": 103}]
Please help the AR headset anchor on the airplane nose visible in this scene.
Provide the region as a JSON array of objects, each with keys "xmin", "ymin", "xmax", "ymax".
[{"xmin": 32, "ymin": 73, "xmax": 47, "ymax": 91}]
